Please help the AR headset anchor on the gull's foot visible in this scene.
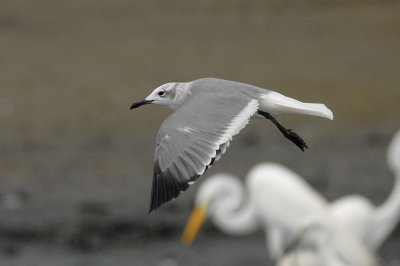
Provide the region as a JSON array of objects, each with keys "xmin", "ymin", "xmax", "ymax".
[
  {"xmin": 257, "ymin": 110, "xmax": 308, "ymax": 152},
  {"xmin": 282, "ymin": 128, "xmax": 308, "ymax": 152}
]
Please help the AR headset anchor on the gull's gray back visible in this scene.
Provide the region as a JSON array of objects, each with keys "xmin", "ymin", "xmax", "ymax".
[{"xmin": 188, "ymin": 78, "xmax": 270, "ymax": 99}]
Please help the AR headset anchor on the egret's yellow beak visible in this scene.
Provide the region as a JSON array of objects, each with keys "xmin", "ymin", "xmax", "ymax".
[{"xmin": 181, "ymin": 203, "xmax": 208, "ymax": 245}]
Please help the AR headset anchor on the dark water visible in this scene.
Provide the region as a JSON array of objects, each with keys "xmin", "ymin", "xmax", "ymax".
[{"xmin": 1, "ymin": 125, "xmax": 400, "ymax": 266}]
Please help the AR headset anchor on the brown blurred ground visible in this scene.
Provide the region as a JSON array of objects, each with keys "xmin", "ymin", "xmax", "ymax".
[{"xmin": 1, "ymin": 1, "xmax": 400, "ymax": 265}]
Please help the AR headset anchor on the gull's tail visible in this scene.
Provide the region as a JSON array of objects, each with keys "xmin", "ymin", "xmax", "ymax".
[{"xmin": 260, "ymin": 92, "xmax": 334, "ymax": 120}]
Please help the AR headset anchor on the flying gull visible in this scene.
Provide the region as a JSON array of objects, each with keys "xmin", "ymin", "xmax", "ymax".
[{"xmin": 130, "ymin": 78, "xmax": 333, "ymax": 212}]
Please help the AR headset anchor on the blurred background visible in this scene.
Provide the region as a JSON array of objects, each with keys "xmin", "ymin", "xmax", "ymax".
[{"xmin": 1, "ymin": 1, "xmax": 400, "ymax": 265}]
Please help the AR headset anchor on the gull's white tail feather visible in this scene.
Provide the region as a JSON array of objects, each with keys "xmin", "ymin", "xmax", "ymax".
[{"xmin": 260, "ymin": 92, "xmax": 334, "ymax": 120}]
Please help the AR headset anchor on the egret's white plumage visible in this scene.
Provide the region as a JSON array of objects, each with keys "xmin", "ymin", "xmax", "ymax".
[
  {"xmin": 193, "ymin": 173, "xmax": 259, "ymax": 236},
  {"xmin": 130, "ymin": 78, "xmax": 333, "ymax": 211},
  {"xmin": 181, "ymin": 163, "xmax": 376, "ymax": 266},
  {"xmin": 279, "ymin": 220, "xmax": 355, "ymax": 266},
  {"xmin": 277, "ymin": 130, "xmax": 400, "ymax": 266}
]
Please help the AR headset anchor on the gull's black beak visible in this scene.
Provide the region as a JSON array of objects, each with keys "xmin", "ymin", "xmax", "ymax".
[{"xmin": 130, "ymin": 99, "xmax": 153, "ymax": 110}]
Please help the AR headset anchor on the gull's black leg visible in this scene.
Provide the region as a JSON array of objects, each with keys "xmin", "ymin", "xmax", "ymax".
[{"xmin": 257, "ymin": 110, "xmax": 308, "ymax": 151}]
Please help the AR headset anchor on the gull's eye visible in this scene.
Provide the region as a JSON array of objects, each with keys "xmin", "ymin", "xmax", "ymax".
[{"xmin": 158, "ymin": 91, "xmax": 166, "ymax": 97}]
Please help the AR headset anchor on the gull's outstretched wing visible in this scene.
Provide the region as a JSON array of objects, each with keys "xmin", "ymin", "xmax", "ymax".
[{"xmin": 150, "ymin": 93, "xmax": 258, "ymax": 212}]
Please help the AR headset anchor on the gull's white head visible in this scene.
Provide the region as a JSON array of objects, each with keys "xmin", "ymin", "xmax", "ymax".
[{"xmin": 130, "ymin": 82, "xmax": 188, "ymax": 110}]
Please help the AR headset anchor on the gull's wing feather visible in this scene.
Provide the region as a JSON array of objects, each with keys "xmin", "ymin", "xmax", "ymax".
[{"xmin": 150, "ymin": 94, "xmax": 258, "ymax": 212}]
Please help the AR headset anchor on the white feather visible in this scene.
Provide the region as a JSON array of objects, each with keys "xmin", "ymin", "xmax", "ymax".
[{"xmin": 260, "ymin": 92, "xmax": 334, "ymax": 120}]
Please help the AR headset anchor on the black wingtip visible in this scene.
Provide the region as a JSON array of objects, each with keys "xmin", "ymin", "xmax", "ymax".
[
  {"xmin": 148, "ymin": 200, "xmax": 158, "ymax": 213},
  {"xmin": 148, "ymin": 161, "xmax": 192, "ymax": 213}
]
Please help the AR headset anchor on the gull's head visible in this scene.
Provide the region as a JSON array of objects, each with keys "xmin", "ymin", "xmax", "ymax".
[{"xmin": 130, "ymin": 82, "xmax": 186, "ymax": 110}]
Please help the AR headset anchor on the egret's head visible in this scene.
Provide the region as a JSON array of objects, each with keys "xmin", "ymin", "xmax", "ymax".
[
  {"xmin": 130, "ymin": 82, "xmax": 185, "ymax": 110},
  {"xmin": 181, "ymin": 174, "xmax": 242, "ymax": 245}
]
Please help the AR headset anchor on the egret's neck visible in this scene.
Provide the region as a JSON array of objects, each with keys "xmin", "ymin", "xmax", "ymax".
[
  {"xmin": 370, "ymin": 131, "xmax": 400, "ymax": 249},
  {"xmin": 211, "ymin": 195, "xmax": 259, "ymax": 236},
  {"xmin": 372, "ymin": 170, "xmax": 400, "ymax": 248}
]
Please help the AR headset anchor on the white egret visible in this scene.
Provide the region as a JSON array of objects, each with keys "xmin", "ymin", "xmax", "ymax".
[{"xmin": 181, "ymin": 163, "xmax": 376, "ymax": 266}]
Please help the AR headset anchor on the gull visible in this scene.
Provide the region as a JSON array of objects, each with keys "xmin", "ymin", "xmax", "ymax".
[{"xmin": 130, "ymin": 78, "xmax": 333, "ymax": 212}]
